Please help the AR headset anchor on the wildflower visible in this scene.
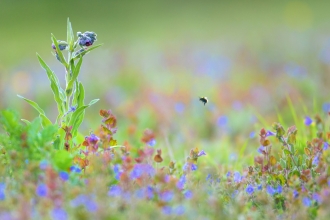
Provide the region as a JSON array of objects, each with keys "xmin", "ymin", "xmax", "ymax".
[
  {"xmin": 198, "ymin": 150, "xmax": 206, "ymax": 157},
  {"xmin": 0, "ymin": 183, "xmax": 6, "ymax": 200},
  {"xmin": 246, "ymin": 185, "xmax": 254, "ymax": 195},
  {"xmin": 312, "ymin": 155, "xmax": 320, "ymax": 166},
  {"xmin": 148, "ymin": 139, "xmax": 156, "ymax": 147},
  {"xmin": 233, "ymin": 171, "xmax": 242, "ymax": 183},
  {"xmin": 160, "ymin": 191, "xmax": 174, "ymax": 202},
  {"xmin": 59, "ymin": 171, "xmax": 69, "ymax": 181},
  {"xmin": 206, "ymin": 174, "xmax": 212, "ymax": 181},
  {"xmin": 276, "ymin": 185, "xmax": 282, "ymax": 194},
  {"xmin": 51, "ymin": 41, "xmax": 68, "ymax": 51},
  {"xmin": 108, "ymin": 185, "xmax": 122, "ymax": 197},
  {"xmin": 51, "ymin": 208, "xmax": 68, "ymax": 220},
  {"xmin": 85, "ymin": 200, "xmax": 98, "ymax": 212},
  {"xmin": 293, "ymin": 190, "xmax": 299, "ymax": 199},
  {"xmin": 323, "ymin": 142, "xmax": 329, "ymax": 150},
  {"xmin": 312, "ymin": 193, "xmax": 321, "ymax": 204},
  {"xmin": 249, "ymin": 131, "xmax": 255, "ymax": 138},
  {"xmin": 322, "ymin": 102, "xmax": 330, "ymax": 113},
  {"xmin": 39, "ymin": 160, "xmax": 48, "ymax": 170},
  {"xmin": 36, "ymin": 183, "xmax": 48, "ymax": 197},
  {"xmin": 231, "ymin": 190, "xmax": 239, "ymax": 198},
  {"xmin": 217, "ymin": 115, "xmax": 228, "ymax": 127},
  {"xmin": 266, "ymin": 185, "xmax": 276, "ymax": 196},
  {"xmin": 226, "ymin": 171, "xmax": 231, "ymax": 177},
  {"xmin": 130, "ymin": 164, "xmax": 155, "ymax": 179},
  {"xmin": 257, "ymin": 146, "xmax": 266, "ymax": 154},
  {"xmin": 174, "ymin": 102, "xmax": 185, "ymax": 114},
  {"xmin": 162, "ymin": 206, "xmax": 172, "ymax": 215},
  {"xmin": 146, "ymin": 186, "xmax": 154, "ymax": 199},
  {"xmin": 87, "ymin": 134, "xmax": 99, "ymax": 145},
  {"xmin": 113, "ymin": 164, "xmax": 122, "ymax": 180},
  {"xmin": 257, "ymin": 184, "xmax": 262, "ymax": 191},
  {"xmin": 70, "ymin": 166, "xmax": 81, "ymax": 173},
  {"xmin": 77, "ymin": 31, "xmax": 97, "ymax": 47},
  {"xmin": 266, "ymin": 130, "xmax": 275, "ymax": 137},
  {"xmin": 302, "ymin": 197, "xmax": 311, "ymax": 207},
  {"xmin": 184, "ymin": 190, "xmax": 193, "ymax": 199},
  {"xmin": 304, "ymin": 116, "xmax": 313, "ymax": 126},
  {"xmin": 183, "ymin": 163, "xmax": 198, "ymax": 171},
  {"xmin": 177, "ymin": 175, "xmax": 186, "ymax": 189},
  {"xmin": 175, "ymin": 205, "xmax": 185, "ymax": 215}
]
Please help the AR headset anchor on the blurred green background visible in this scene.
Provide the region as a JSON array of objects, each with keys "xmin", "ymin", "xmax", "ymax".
[{"xmin": 1, "ymin": 0, "xmax": 330, "ymax": 168}]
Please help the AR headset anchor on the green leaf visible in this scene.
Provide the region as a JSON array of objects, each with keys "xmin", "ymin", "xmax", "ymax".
[
  {"xmin": 283, "ymin": 149, "xmax": 291, "ymax": 156},
  {"xmin": 21, "ymin": 119, "xmax": 31, "ymax": 125},
  {"xmin": 53, "ymin": 150, "xmax": 73, "ymax": 171},
  {"xmin": 67, "ymin": 18, "xmax": 74, "ymax": 51},
  {"xmin": 17, "ymin": 95, "xmax": 45, "ymax": 115},
  {"xmin": 67, "ymin": 56, "xmax": 83, "ymax": 91},
  {"xmin": 36, "ymin": 53, "xmax": 65, "ymax": 116},
  {"xmin": 39, "ymin": 114, "xmax": 53, "ymax": 127},
  {"xmin": 51, "ymin": 34, "xmax": 68, "ymax": 67},
  {"xmin": 72, "ymin": 44, "xmax": 103, "ymax": 60},
  {"xmin": 69, "ymin": 99, "xmax": 99, "ymax": 137},
  {"xmin": 77, "ymin": 82, "xmax": 85, "ymax": 107}
]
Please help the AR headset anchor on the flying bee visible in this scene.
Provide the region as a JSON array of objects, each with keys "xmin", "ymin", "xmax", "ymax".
[{"xmin": 199, "ymin": 97, "xmax": 208, "ymax": 105}]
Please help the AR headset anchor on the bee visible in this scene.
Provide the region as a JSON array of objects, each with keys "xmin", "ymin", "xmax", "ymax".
[{"xmin": 199, "ymin": 97, "xmax": 208, "ymax": 105}]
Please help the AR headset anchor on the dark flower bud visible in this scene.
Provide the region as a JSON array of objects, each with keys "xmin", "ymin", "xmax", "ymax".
[
  {"xmin": 77, "ymin": 31, "xmax": 97, "ymax": 47},
  {"xmin": 52, "ymin": 40, "xmax": 68, "ymax": 51}
]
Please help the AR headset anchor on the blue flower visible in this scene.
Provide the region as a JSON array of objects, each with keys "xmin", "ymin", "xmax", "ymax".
[
  {"xmin": 59, "ymin": 171, "xmax": 69, "ymax": 181},
  {"xmin": 231, "ymin": 190, "xmax": 239, "ymax": 198},
  {"xmin": 113, "ymin": 164, "xmax": 122, "ymax": 180},
  {"xmin": 266, "ymin": 130, "xmax": 275, "ymax": 137},
  {"xmin": 276, "ymin": 185, "xmax": 282, "ymax": 194},
  {"xmin": 312, "ymin": 193, "xmax": 321, "ymax": 204},
  {"xmin": 184, "ymin": 190, "xmax": 193, "ymax": 199},
  {"xmin": 108, "ymin": 185, "xmax": 122, "ymax": 197},
  {"xmin": 233, "ymin": 171, "xmax": 242, "ymax": 183},
  {"xmin": 177, "ymin": 175, "xmax": 186, "ymax": 189},
  {"xmin": 217, "ymin": 115, "xmax": 228, "ymax": 127},
  {"xmin": 198, "ymin": 150, "xmax": 206, "ymax": 157},
  {"xmin": 70, "ymin": 166, "xmax": 81, "ymax": 173},
  {"xmin": 160, "ymin": 191, "xmax": 174, "ymax": 202},
  {"xmin": 191, "ymin": 164, "xmax": 198, "ymax": 171},
  {"xmin": 174, "ymin": 102, "xmax": 185, "ymax": 114},
  {"xmin": 266, "ymin": 185, "xmax": 275, "ymax": 196},
  {"xmin": 175, "ymin": 205, "xmax": 185, "ymax": 215},
  {"xmin": 257, "ymin": 184, "xmax": 262, "ymax": 191},
  {"xmin": 183, "ymin": 163, "xmax": 198, "ymax": 171},
  {"xmin": 246, "ymin": 185, "xmax": 254, "ymax": 195},
  {"xmin": 36, "ymin": 183, "xmax": 47, "ymax": 197},
  {"xmin": 77, "ymin": 31, "xmax": 97, "ymax": 47},
  {"xmin": 226, "ymin": 171, "xmax": 231, "ymax": 177},
  {"xmin": 249, "ymin": 131, "xmax": 255, "ymax": 138},
  {"xmin": 85, "ymin": 200, "xmax": 98, "ymax": 212},
  {"xmin": 293, "ymin": 190, "xmax": 299, "ymax": 199},
  {"xmin": 51, "ymin": 208, "xmax": 68, "ymax": 220},
  {"xmin": 257, "ymin": 146, "xmax": 266, "ymax": 154},
  {"xmin": 130, "ymin": 164, "xmax": 155, "ymax": 179},
  {"xmin": 147, "ymin": 139, "xmax": 156, "ymax": 147},
  {"xmin": 323, "ymin": 142, "xmax": 329, "ymax": 151},
  {"xmin": 322, "ymin": 103, "xmax": 330, "ymax": 113},
  {"xmin": 162, "ymin": 206, "xmax": 172, "ymax": 215},
  {"xmin": 0, "ymin": 183, "xmax": 6, "ymax": 200},
  {"xmin": 312, "ymin": 155, "xmax": 320, "ymax": 166},
  {"xmin": 302, "ymin": 197, "xmax": 311, "ymax": 207},
  {"xmin": 304, "ymin": 116, "xmax": 313, "ymax": 126}
]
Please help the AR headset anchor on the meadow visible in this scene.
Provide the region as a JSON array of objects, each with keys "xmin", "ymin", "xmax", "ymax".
[{"xmin": 1, "ymin": 1, "xmax": 330, "ymax": 219}]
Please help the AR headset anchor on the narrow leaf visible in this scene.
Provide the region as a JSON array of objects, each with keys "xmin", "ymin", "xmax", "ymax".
[
  {"xmin": 67, "ymin": 56, "xmax": 83, "ymax": 90},
  {"xmin": 39, "ymin": 114, "xmax": 53, "ymax": 127},
  {"xmin": 17, "ymin": 95, "xmax": 45, "ymax": 115},
  {"xmin": 51, "ymin": 34, "xmax": 68, "ymax": 67},
  {"xmin": 21, "ymin": 119, "xmax": 31, "ymax": 125},
  {"xmin": 67, "ymin": 18, "xmax": 74, "ymax": 50}
]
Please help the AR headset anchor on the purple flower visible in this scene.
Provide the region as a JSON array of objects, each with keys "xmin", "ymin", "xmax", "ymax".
[
  {"xmin": 302, "ymin": 197, "xmax": 311, "ymax": 207},
  {"xmin": 183, "ymin": 163, "xmax": 198, "ymax": 171},
  {"xmin": 0, "ymin": 183, "xmax": 6, "ymax": 200},
  {"xmin": 293, "ymin": 190, "xmax": 299, "ymax": 199},
  {"xmin": 59, "ymin": 171, "xmax": 69, "ymax": 181},
  {"xmin": 323, "ymin": 142, "xmax": 329, "ymax": 151},
  {"xmin": 70, "ymin": 195, "xmax": 88, "ymax": 207},
  {"xmin": 162, "ymin": 206, "xmax": 172, "ymax": 215},
  {"xmin": 312, "ymin": 155, "xmax": 320, "ymax": 166},
  {"xmin": 130, "ymin": 164, "xmax": 155, "ymax": 179},
  {"xmin": 70, "ymin": 166, "xmax": 81, "ymax": 173},
  {"xmin": 198, "ymin": 150, "xmax": 206, "ymax": 157},
  {"xmin": 304, "ymin": 116, "xmax": 313, "ymax": 126},
  {"xmin": 77, "ymin": 31, "xmax": 97, "ymax": 47},
  {"xmin": 226, "ymin": 171, "xmax": 231, "ymax": 177},
  {"xmin": 266, "ymin": 185, "xmax": 275, "ymax": 196},
  {"xmin": 85, "ymin": 200, "xmax": 98, "ymax": 212},
  {"xmin": 266, "ymin": 130, "xmax": 275, "ymax": 137},
  {"xmin": 191, "ymin": 164, "xmax": 198, "ymax": 171},
  {"xmin": 217, "ymin": 115, "xmax": 228, "ymax": 127},
  {"xmin": 147, "ymin": 139, "xmax": 156, "ymax": 147},
  {"xmin": 113, "ymin": 164, "xmax": 122, "ymax": 180},
  {"xmin": 258, "ymin": 146, "xmax": 266, "ymax": 154},
  {"xmin": 312, "ymin": 193, "xmax": 321, "ymax": 204},
  {"xmin": 233, "ymin": 171, "xmax": 242, "ymax": 183},
  {"xmin": 175, "ymin": 205, "xmax": 185, "ymax": 215},
  {"xmin": 177, "ymin": 175, "xmax": 186, "ymax": 189},
  {"xmin": 184, "ymin": 190, "xmax": 193, "ymax": 199},
  {"xmin": 257, "ymin": 184, "xmax": 262, "ymax": 191},
  {"xmin": 175, "ymin": 102, "xmax": 185, "ymax": 114},
  {"xmin": 36, "ymin": 183, "xmax": 47, "ymax": 197},
  {"xmin": 249, "ymin": 131, "xmax": 255, "ymax": 138},
  {"xmin": 276, "ymin": 185, "xmax": 282, "ymax": 194},
  {"xmin": 39, "ymin": 160, "xmax": 48, "ymax": 170},
  {"xmin": 322, "ymin": 103, "xmax": 330, "ymax": 113},
  {"xmin": 108, "ymin": 185, "xmax": 122, "ymax": 197},
  {"xmin": 87, "ymin": 134, "xmax": 99, "ymax": 144},
  {"xmin": 160, "ymin": 191, "xmax": 174, "ymax": 202},
  {"xmin": 246, "ymin": 185, "xmax": 254, "ymax": 195},
  {"xmin": 51, "ymin": 42, "xmax": 67, "ymax": 51},
  {"xmin": 51, "ymin": 208, "xmax": 68, "ymax": 220}
]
